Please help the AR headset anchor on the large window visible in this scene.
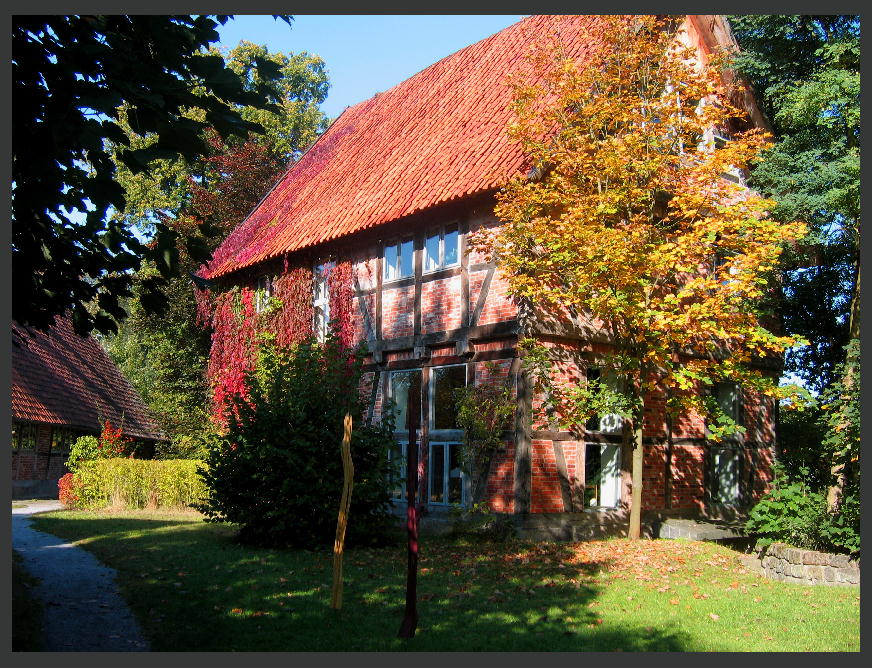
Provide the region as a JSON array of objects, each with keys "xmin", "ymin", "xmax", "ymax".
[
  {"xmin": 584, "ymin": 443, "xmax": 621, "ymax": 508},
  {"xmin": 387, "ymin": 370, "xmax": 422, "ymax": 502},
  {"xmin": 423, "ymin": 224, "xmax": 459, "ymax": 273},
  {"xmin": 313, "ymin": 262, "xmax": 332, "ymax": 341},
  {"xmin": 384, "ymin": 238, "xmax": 414, "ymax": 282},
  {"xmin": 428, "ymin": 364, "xmax": 467, "ymax": 506},
  {"xmin": 12, "ymin": 422, "xmax": 38, "ymax": 451},
  {"xmin": 430, "ymin": 364, "xmax": 466, "ymax": 431}
]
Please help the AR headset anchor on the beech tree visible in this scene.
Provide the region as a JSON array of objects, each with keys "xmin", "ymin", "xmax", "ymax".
[{"xmin": 477, "ymin": 15, "xmax": 807, "ymax": 538}]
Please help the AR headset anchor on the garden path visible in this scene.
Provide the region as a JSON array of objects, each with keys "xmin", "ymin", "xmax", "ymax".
[{"xmin": 12, "ymin": 500, "xmax": 150, "ymax": 651}]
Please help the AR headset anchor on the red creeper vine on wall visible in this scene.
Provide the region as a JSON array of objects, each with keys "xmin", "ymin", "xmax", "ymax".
[{"xmin": 199, "ymin": 252, "xmax": 354, "ymax": 425}]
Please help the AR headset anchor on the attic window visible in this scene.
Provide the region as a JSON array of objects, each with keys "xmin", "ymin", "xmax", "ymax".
[
  {"xmin": 423, "ymin": 224, "xmax": 459, "ymax": 273},
  {"xmin": 384, "ymin": 238, "xmax": 413, "ymax": 282}
]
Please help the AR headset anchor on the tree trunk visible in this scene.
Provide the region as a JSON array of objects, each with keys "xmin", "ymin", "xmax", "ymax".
[
  {"xmin": 827, "ymin": 248, "xmax": 859, "ymax": 514},
  {"xmin": 627, "ymin": 395, "xmax": 645, "ymax": 540}
]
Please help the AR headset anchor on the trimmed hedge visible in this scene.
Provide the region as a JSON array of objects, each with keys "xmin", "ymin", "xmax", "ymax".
[{"xmin": 68, "ymin": 459, "xmax": 207, "ymax": 510}]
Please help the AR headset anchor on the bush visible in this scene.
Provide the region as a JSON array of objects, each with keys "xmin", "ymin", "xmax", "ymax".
[
  {"xmin": 448, "ymin": 502, "xmax": 516, "ymax": 542},
  {"xmin": 66, "ymin": 435, "xmax": 100, "ymax": 473},
  {"xmin": 57, "ymin": 472, "xmax": 81, "ymax": 506},
  {"xmin": 746, "ymin": 466, "xmax": 860, "ymax": 556},
  {"xmin": 66, "ymin": 459, "xmax": 206, "ymax": 510},
  {"xmin": 197, "ymin": 336, "xmax": 395, "ymax": 548}
]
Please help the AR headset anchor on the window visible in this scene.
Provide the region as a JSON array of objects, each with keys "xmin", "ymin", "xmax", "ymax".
[
  {"xmin": 430, "ymin": 364, "xmax": 467, "ymax": 431},
  {"xmin": 584, "ymin": 368, "xmax": 624, "ymax": 434},
  {"xmin": 313, "ymin": 262, "xmax": 332, "ymax": 341},
  {"xmin": 12, "ymin": 422, "xmax": 38, "ymax": 451},
  {"xmin": 255, "ymin": 276, "xmax": 273, "ymax": 314},
  {"xmin": 388, "ymin": 442, "xmax": 408, "ymax": 500},
  {"xmin": 710, "ymin": 447, "xmax": 741, "ymax": 504},
  {"xmin": 423, "ymin": 224, "xmax": 459, "ymax": 273},
  {"xmin": 584, "ymin": 443, "xmax": 621, "ymax": 508},
  {"xmin": 428, "ymin": 364, "xmax": 467, "ymax": 506},
  {"xmin": 427, "ymin": 441, "xmax": 464, "ymax": 505},
  {"xmin": 389, "ymin": 369, "xmax": 422, "ymax": 434},
  {"xmin": 50, "ymin": 427, "xmax": 77, "ymax": 454},
  {"xmin": 712, "ymin": 381, "xmax": 742, "ymax": 436},
  {"xmin": 384, "ymin": 238, "xmax": 414, "ymax": 281}
]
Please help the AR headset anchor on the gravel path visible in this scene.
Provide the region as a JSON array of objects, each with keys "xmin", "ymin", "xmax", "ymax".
[{"xmin": 12, "ymin": 500, "xmax": 150, "ymax": 651}]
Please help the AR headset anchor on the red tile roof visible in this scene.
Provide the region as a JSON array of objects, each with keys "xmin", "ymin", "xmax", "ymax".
[
  {"xmin": 204, "ymin": 15, "xmax": 601, "ymax": 279},
  {"xmin": 12, "ymin": 317, "xmax": 165, "ymax": 441}
]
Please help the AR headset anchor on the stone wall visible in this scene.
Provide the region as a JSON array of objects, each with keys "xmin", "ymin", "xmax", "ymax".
[{"xmin": 757, "ymin": 542, "xmax": 860, "ymax": 586}]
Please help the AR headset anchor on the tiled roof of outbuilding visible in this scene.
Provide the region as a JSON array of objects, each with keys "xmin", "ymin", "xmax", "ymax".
[
  {"xmin": 12, "ymin": 317, "xmax": 166, "ymax": 441},
  {"xmin": 204, "ymin": 15, "xmax": 600, "ymax": 279}
]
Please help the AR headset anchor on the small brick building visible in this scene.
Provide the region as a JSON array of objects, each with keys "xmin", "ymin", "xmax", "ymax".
[
  {"xmin": 11, "ymin": 317, "xmax": 164, "ymax": 499},
  {"xmin": 200, "ymin": 15, "xmax": 779, "ymax": 537}
]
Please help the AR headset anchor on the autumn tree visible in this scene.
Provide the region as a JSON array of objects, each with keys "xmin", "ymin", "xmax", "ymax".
[{"xmin": 478, "ymin": 15, "xmax": 806, "ymax": 538}]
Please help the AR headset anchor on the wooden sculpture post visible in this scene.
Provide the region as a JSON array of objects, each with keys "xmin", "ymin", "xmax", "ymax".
[
  {"xmin": 331, "ymin": 413, "xmax": 354, "ymax": 610},
  {"xmin": 397, "ymin": 383, "xmax": 420, "ymax": 638}
]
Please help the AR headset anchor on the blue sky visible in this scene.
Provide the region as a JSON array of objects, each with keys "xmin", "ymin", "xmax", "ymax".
[{"xmin": 217, "ymin": 15, "xmax": 523, "ymax": 119}]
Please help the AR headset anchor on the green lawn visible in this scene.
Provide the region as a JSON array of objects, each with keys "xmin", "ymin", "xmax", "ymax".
[{"xmin": 31, "ymin": 509, "xmax": 860, "ymax": 652}]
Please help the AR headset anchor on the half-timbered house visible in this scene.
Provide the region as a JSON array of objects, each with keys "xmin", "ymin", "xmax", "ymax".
[{"xmin": 199, "ymin": 15, "xmax": 779, "ymax": 538}]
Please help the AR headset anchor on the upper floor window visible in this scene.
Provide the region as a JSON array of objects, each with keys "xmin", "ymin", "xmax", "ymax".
[
  {"xmin": 313, "ymin": 262, "xmax": 332, "ymax": 341},
  {"xmin": 430, "ymin": 364, "xmax": 467, "ymax": 431},
  {"xmin": 384, "ymin": 238, "xmax": 414, "ymax": 282},
  {"xmin": 584, "ymin": 368, "xmax": 624, "ymax": 434},
  {"xmin": 423, "ymin": 224, "xmax": 459, "ymax": 273},
  {"xmin": 255, "ymin": 276, "xmax": 274, "ymax": 314}
]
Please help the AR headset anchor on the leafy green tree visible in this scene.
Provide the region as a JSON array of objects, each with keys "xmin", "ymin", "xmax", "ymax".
[
  {"xmin": 728, "ymin": 15, "xmax": 860, "ymax": 393},
  {"xmin": 12, "ymin": 15, "xmax": 290, "ymax": 336}
]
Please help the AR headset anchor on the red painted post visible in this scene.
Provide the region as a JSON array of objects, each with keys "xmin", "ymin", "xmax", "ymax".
[{"xmin": 397, "ymin": 382, "xmax": 420, "ymax": 638}]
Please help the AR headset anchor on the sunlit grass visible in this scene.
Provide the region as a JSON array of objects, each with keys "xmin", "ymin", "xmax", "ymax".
[{"xmin": 31, "ymin": 509, "xmax": 860, "ymax": 652}]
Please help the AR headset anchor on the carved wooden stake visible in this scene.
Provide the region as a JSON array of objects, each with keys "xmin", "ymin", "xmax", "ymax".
[
  {"xmin": 331, "ymin": 413, "xmax": 354, "ymax": 610},
  {"xmin": 397, "ymin": 383, "xmax": 420, "ymax": 638}
]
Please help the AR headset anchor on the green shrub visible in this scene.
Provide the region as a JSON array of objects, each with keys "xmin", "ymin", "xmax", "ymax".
[
  {"xmin": 448, "ymin": 502, "xmax": 516, "ymax": 542},
  {"xmin": 197, "ymin": 336, "xmax": 395, "ymax": 548},
  {"xmin": 66, "ymin": 435, "xmax": 100, "ymax": 473},
  {"xmin": 68, "ymin": 459, "xmax": 207, "ymax": 510},
  {"xmin": 746, "ymin": 466, "xmax": 860, "ymax": 556}
]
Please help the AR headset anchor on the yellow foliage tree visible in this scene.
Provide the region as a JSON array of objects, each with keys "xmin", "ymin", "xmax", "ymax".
[{"xmin": 475, "ymin": 15, "xmax": 807, "ymax": 538}]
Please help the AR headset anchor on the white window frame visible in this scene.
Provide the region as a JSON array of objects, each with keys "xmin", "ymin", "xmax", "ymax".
[
  {"xmin": 584, "ymin": 442, "xmax": 621, "ymax": 509},
  {"xmin": 585, "ymin": 368, "xmax": 624, "ymax": 435},
  {"xmin": 255, "ymin": 275, "xmax": 273, "ymax": 314},
  {"xmin": 383, "ymin": 238, "xmax": 414, "ymax": 282},
  {"xmin": 423, "ymin": 224, "xmax": 460, "ymax": 274},
  {"xmin": 313, "ymin": 262, "xmax": 332, "ymax": 342},
  {"xmin": 427, "ymin": 441, "xmax": 466, "ymax": 506}
]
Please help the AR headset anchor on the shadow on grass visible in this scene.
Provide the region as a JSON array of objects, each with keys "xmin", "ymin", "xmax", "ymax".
[{"xmin": 31, "ymin": 513, "xmax": 693, "ymax": 651}]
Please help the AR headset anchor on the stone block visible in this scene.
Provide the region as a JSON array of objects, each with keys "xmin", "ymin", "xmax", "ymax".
[
  {"xmin": 790, "ymin": 564, "xmax": 806, "ymax": 578},
  {"xmin": 802, "ymin": 551, "xmax": 827, "ymax": 566},
  {"xmin": 831, "ymin": 554, "xmax": 850, "ymax": 568},
  {"xmin": 806, "ymin": 565, "xmax": 823, "ymax": 582},
  {"xmin": 823, "ymin": 567, "xmax": 837, "ymax": 582},
  {"xmin": 842, "ymin": 568, "xmax": 860, "ymax": 585}
]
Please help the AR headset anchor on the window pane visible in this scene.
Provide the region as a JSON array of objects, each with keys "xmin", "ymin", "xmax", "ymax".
[
  {"xmin": 432, "ymin": 365, "xmax": 466, "ymax": 430},
  {"xmin": 443, "ymin": 225, "xmax": 459, "ymax": 266},
  {"xmin": 384, "ymin": 243, "xmax": 398, "ymax": 280},
  {"xmin": 448, "ymin": 443, "xmax": 463, "ymax": 504},
  {"xmin": 584, "ymin": 443, "xmax": 620, "ymax": 507},
  {"xmin": 429, "ymin": 444, "xmax": 445, "ymax": 503},
  {"xmin": 400, "ymin": 239, "xmax": 414, "ymax": 277},
  {"xmin": 716, "ymin": 382, "xmax": 740, "ymax": 422},
  {"xmin": 389, "ymin": 443, "xmax": 407, "ymax": 500},
  {"xmin": 713, "ymin": 449, "xmax": 739, "ymax": 503},
  {"xmin": 390, "ymin": 370, "xmax": 422, "ymax": 433},
  {"xmin": 424, "ymin": 233, "xmax": 440, "ymax": 272}
]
